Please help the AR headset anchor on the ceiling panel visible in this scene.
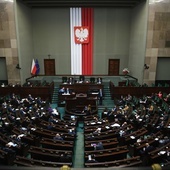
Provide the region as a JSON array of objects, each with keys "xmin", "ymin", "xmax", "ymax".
[{"xmin": 17, "ymin": 0, "xmax": 146, "ymax": 8}]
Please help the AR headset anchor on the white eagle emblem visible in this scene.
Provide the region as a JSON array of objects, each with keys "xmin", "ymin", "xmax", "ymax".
[{"xmin": 75, "ymin": 27, "xmax": 89, "ymax": 43}]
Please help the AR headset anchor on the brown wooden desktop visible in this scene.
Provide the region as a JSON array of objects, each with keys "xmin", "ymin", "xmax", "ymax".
[
  {"xmin": 58, "ymin": 82, "xmax": 103, "ymax": 109},
  {"xmin": 65, "ymin": 93, "xmax": 98, "ymax": 117},
  {"xmin": 59, "ymin": 82, "xmax": 103, "ymax": 94}
]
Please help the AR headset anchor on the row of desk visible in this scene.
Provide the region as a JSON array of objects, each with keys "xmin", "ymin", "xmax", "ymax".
[
  {"xmin": 110, "ymin": 81, "xmax": 170, "ymax": 98},
  {"xmin": 0, "ymin": 82, "xmax": 54, "ymax": 101}
]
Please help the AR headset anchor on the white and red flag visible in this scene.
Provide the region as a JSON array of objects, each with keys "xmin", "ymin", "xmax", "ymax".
[
  {"xmin": 31, "ymin": 59, "xmax": 40, "ymax": 75},
  {"xmin": 70, "ymin": 8, "xmax": 93, "ymax": 75}
]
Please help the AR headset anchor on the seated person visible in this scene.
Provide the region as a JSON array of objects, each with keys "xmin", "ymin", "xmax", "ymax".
[
  {"xmin": 159, "ymin": 136, "xmax": 170, "ymax": 147},
  {"xmin": 148, "ymin": 104, "xmax": 154, "ymax": 114},
  {"xmin": 125, "ymin": 94, "xmax": 132, "ymax": 102},
  {"xmin": 93, "ymin": 128, "xmax": 101, "ymax": 135},
  {"xmin": 136, "ymin": 136, "xmax": 144, "ymax": 146},
  {"xmin": 139, "ymin": 97, "xmax": 147, "ymax": 104},
  {"xmin": 47, "ymin": 122, "xmax": 54, "ymax": 130},
  {"xmin": 53, "ymin": 133, "xmax": 63, "ymax": 141},
  {"xmin": 97, "ymin": 77, "xmax": 102, "ymax": 84},
  {"xmin": 59, "ymin": 152, "xmax": 71, "ymax": 163},
  {"xmin": 59, "ymin": 87, "xmax": 65, "ymax": 94},
  {"xmin": 62, "ymin": 77, "xmax": 67, "ymax": 84},
  {"xmin": 140, "ymin": 143, "xmax": 154, "ymax": 155},
  {"xmin": 164, "ymin": 147, "xmax": 170, "ymax": 162},
  {"xmin": 86, "ymin": 154, "xmax": 98, "ymax": 163},
  {"xmin": 27, "ymin": 94, "xmax": 34, "ymax": 102},
  {"xmin": 119, "ymin": 129, "xmax": 126, "ymax": 137},
  {"xmin": 95, "ymin": 142, "xmax": 104, "ymax": 150},
  {"xmin": 68, "ymin": 127, "xmax": 76, "ymax": 135},
  {"xmin": 157, "ymin": 91, "xmax": 162, "ymax": 99},
  {"xmin": 90, "ymin": 77, "xmax": 95, "ymax": 83},
  {"xmin": 66, "ymin": 88, "xmax": 70, "ymax": 94},
  {"xmin": 82, "ymin": 106, "xmax": 88, "ymax": 113},
  {"xmin": 164, "ymin": 93, "xmax": 170, "ymax": 102},
  {"xmin": 87, "ymin": 104, "xmax": 91, "ymax": 114},
  {"xmin": 122, "ymin": 104, "xmax": 129, "ymax": 114},
  {"xmin": 79, "ymin": 76, "xmax": 85, "ymax": 83},
  {"xmin": 82, "ymin": 105, "xmax": 91, "ymax": 114},
  {"xmin": 102, "ymin": 107, "xmax": 109, "ymax": 118},
  {"xmin": 68, "ymin": 77, "xmax": 74, "ymax": 84},
  {"xmin": 87, "ymin": 133, "xmax": 95, "ymax": 140}
]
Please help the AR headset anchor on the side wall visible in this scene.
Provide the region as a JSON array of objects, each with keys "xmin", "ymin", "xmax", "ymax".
[
  {"xmin": 144, "ymin": 0, "xmax": 170, "ymax": 85},
  {"xmin": 15, "ymin": 0, "xmax": 33, "ymax": 83},
  {"xmin": 0, "ymin": 0, "xmax": 20, "ymax": 84},
  {"xmin": 129, "ymin": 1, "xmax": 149, "ymax": 84}
]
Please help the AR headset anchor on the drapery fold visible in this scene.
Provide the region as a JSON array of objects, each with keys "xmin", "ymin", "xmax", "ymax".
[{"xmin": 70, "ymin": 7, "xmax": 93, "ymax": 75}]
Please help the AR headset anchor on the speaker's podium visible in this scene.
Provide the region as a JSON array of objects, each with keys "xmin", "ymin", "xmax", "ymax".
[{"xmin": 65, "ymin": 93, "xmax": 98, "ymax": 118}]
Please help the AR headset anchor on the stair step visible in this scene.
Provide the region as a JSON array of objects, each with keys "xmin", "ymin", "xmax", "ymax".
[{"xmin": 52, "ymin": 85, "xmax": 60, "ymax": 104}]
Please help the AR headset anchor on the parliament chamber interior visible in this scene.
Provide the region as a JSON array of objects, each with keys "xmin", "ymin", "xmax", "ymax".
[
  {"xmin": 1, "ymin": 0, "xmax": 170, "ymax": 170},
  {"xmin": 0, "ymin": 75, "xmax": 170, "ymax": 170}
]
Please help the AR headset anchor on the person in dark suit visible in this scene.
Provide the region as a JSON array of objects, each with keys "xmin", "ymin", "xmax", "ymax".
[
  {"xmin": 47, "ymin": 122, "xmax": 54, "ymax": 130},
  {"xmin": 27, "ymin": 94, "xmax": 34, "ymax": 102},
  {"xmin": 140, "ymin": 143, "xmax": 154, "ymax": 155},
  {"xmin": 95, "ymin": 142, "xmax": 104, "ymax": 150},
  {"xmin": 66, "ymin": 88, "xmax": 71, "ymax": 94},
  {"xmin": 59, "ymin": 152, "xmax": 71, "ymax": 163},
  {"xmin": 68, "ymin": 77, "xmax": 74, "ymax": 84},
  {"xmin": 98, "ymin": 89, "xmax": 103, "ymax": 105},
  {"xmin": 139, "ymin": 143, "xmax": 154, "ymax": 166},
  {"xmin": 53, "ymin": 133, "xmax": 63, "ymax": 141},
  {"xmin": 97, "ymin": 77, "xmax": 102, "ymax": 84}
]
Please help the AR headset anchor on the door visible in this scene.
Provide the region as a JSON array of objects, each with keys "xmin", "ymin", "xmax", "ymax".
[
  {"xmin": 44, "ymin": 59, "xmax": 55, "ymax": 75},
  {"xmin": 108, "ymin": 59, "xmax": 120, "ymax": 75}
]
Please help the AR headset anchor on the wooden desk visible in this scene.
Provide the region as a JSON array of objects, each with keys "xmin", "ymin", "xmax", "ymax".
[
  {"xmin": 59, "ymin": 83, "xmax": 103, "ymax": 94},
  {"xmin": 110, "ymin": 81, "xmax": 170, "ymax": 98},
  {"xmin": 14, "ymin": 156, "xmax": 72, "ymax": 167},
  {"xmin": 65, "ymin": 97, "xmax": 98, "ymax": 116},
  {"xmin": 0, "ymin": 82, "xmax": 54, "ymax": 101},
  {"xmin": 85, "ymin": 156, "xmax": 142, "ymax": 168},
  {"xmin": 58, "ymin": 83, "xmax": 103, "ymax": 106},
  {"xmin": 58, "ymin": 93, "xmax": 76, "ymax": 107}
]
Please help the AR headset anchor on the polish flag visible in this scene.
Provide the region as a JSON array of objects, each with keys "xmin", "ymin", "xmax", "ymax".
[
  {"xmin": 31, "ymin": 59, "xmax": 36, "ymax": 75},
  {"xmin": 70, "ymin": 8, "xmax": 94, "ymax": 75}
]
